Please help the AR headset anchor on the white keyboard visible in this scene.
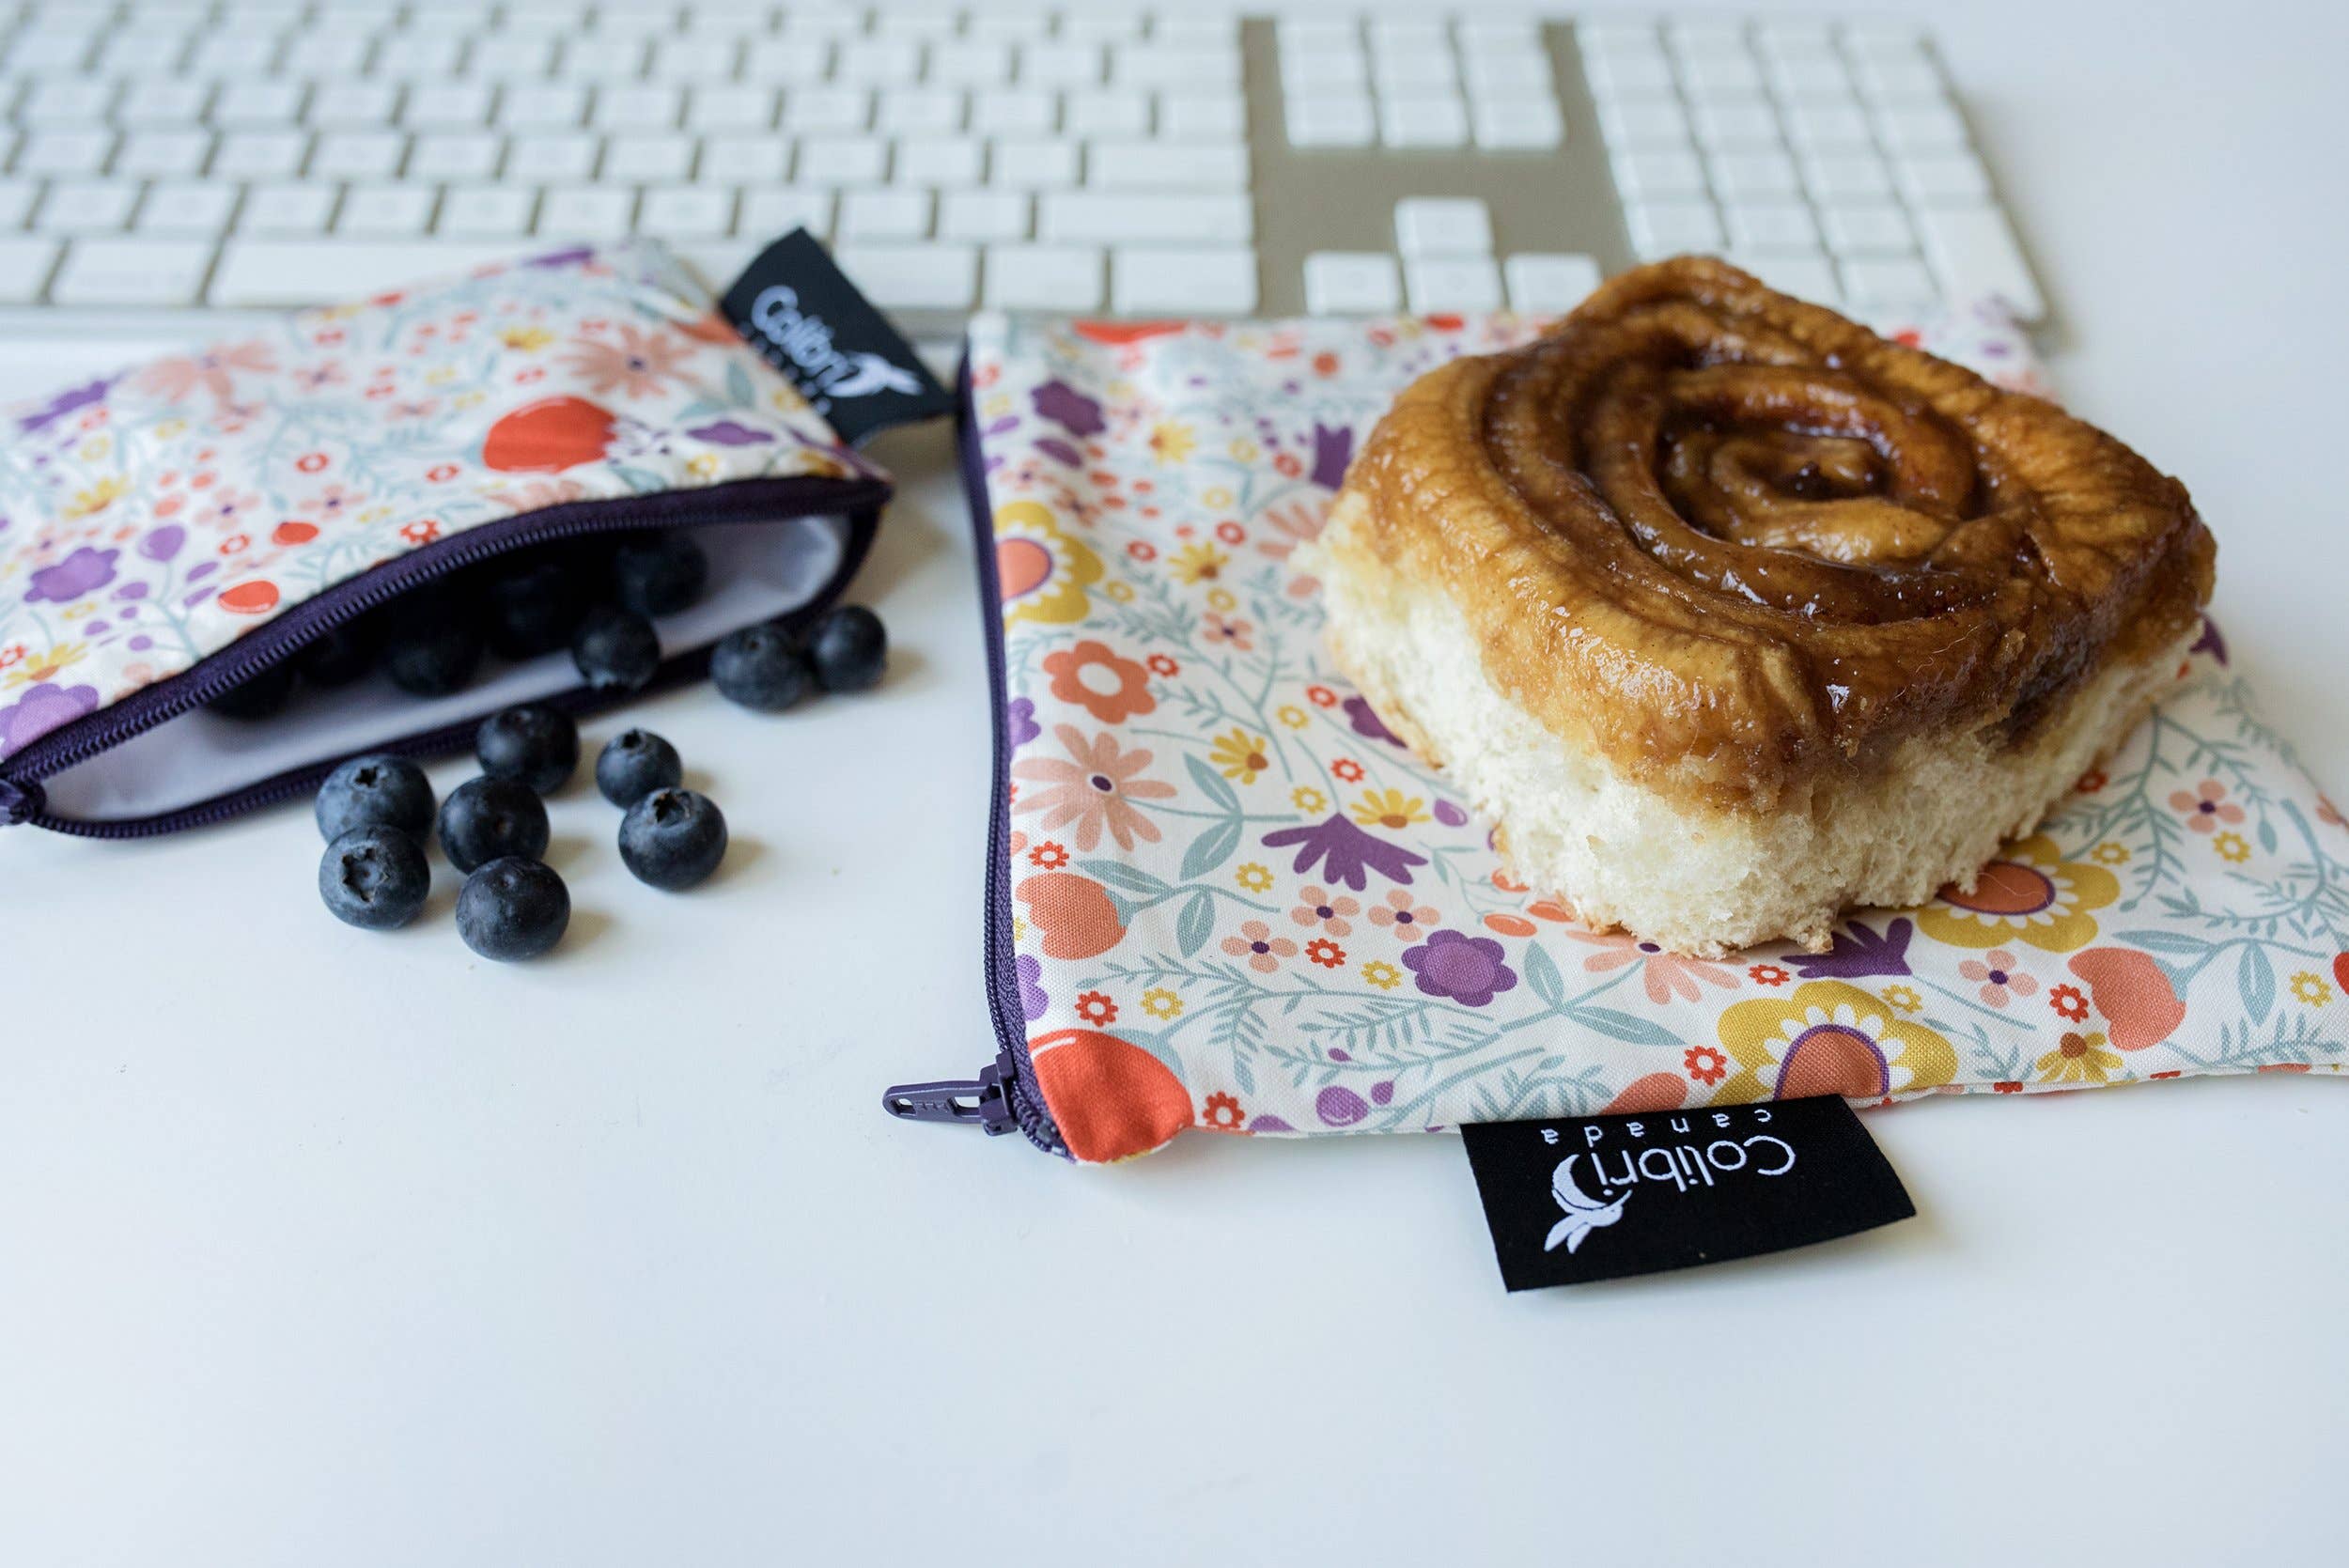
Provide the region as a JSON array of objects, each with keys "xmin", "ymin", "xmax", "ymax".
[{"xmin": 0, "ymin": 3, "xmax": 2048, "ymax": 335}]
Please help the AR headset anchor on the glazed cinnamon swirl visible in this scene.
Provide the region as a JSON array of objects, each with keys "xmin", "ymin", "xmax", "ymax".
[{"xmin": 1302, "ymin": 257, "xmax": 2214, "ymax": 955}]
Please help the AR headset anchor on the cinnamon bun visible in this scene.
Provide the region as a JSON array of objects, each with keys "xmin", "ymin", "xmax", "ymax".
[{"xmin": 1302, "ymin": 257, "xmax": 2214, "ymax": 955}]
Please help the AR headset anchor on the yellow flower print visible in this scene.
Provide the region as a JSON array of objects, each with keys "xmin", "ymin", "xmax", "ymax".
[
  {"xmin": 2212, "ymin": 831, "xmax": 2250, "ymax": 863},
  {"xmin": 1210, "ymin": 727, "xmax": 1272, "ymax": 784},
  {"xmin": 1102, "ymin": 580, "xmax": 1134, "ymax": 602},
  {"xmin": 1717, "ymin": 981, "xmax": 1959, "ymax": 1102},
  {"xmin": 686, "ymin": 452, "xmax": 722, "ymax": 480},
  {"xmin": 1168, "ymin": 541, "xmax": 1228, "ymax": 584},
  {"xmin": 1205, "ymin": 586, "xmax": 1237, "ymax": 613},
  {"xmin": 1350, "ymin": 787, "xmax": 1429, "ymax": 831},
  {"xmin": 2091, "ymin": 842, "xmax": 2130, "ymax": 865},
  {"xmin": 981, "ymin": 391, "xmax": 1013, "ymax": 419},
  {"xmin": 1012, "ymin": 915, "xmax": 1029, "ymax": 943},
  {"xmin": 1201, "ymin": 486, "xmax": 1234, "ymax": 509},
  {"xmin": 1276, "ymin": 705, "xmax": 1309, "ymax": 729},
  {"xmin": 425, "ymin": 365, "xmax": 459, "ymax": 386},
  {"xmin": 2291, "ymin": 971, "xmax": 2334, "ymax": 1007},
  {"xmin": 76, "ymin": 436, "xmax": 111, "ymax": 462},
  {"xmin": 1141, "ymin": 988, "xmax": 1184, "ymax": 1020},
  {"xmin": 1914, "ymin": 834, "xmax": 2120, "ymax": 953},
  {"xmin": 452, "ymin": 389, "xmax": 485, "ymax": 410},
  {"xmin": 499, "ymin": 324, "xmax": 555, "ymax": 351},
  {"xmin": 1149, "ymin": 420, "xmax": 1196, "ymax": 463},
  {"xmin": 1881, "ymin": 985, "xmax": 1922, "ymax": 1015},
  {"xmin": 1229, "ymin": 439, "xmax": 1260, "ymax": 463},
  {"xmin": 1361, "ymin": 960, "xmax": 1403, "ymax": 990},
  {"xmin": 2036, "ymin": 1030, "xmax": 2123, "ymax": 1086},
  {"xmin": 995, "ymin": 499, "xmax": 1103, "ymax": 629},
  {"xmin": 1291, "ymin": 785, "xmax": 1327, "ymax": 813},
  {"xmin": 153, "ymin": 418, "xmax": 186, "ymax": 439},
  {"xmin": 1235, "ymin": 862, "xmax": 1273, "ymax": 893},
  {"xmin": 4, "ymin": 640, "xmax": 87, "ymax": 688},
  {"xmin": 356, "ymin": 505, "xmax": 393, "ymax": 524},
  {"xmin": 63, "ymin": 475, "xmax": 126, "ymax": 520}
]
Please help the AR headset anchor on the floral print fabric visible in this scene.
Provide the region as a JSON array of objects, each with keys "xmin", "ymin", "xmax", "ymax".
[
  {"xmin": 968, "ymin": 308, "xmax": 2348, "ymax": 1163},
  {"xmin": 0, "ymin": 240, "xmax": 870, "ymax": 764}
]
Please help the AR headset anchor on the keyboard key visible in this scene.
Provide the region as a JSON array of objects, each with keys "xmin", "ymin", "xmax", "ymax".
[
  {"xmin": 36, "ymin": 181, "xmax": 139, "ymax": 234},
  {"xmin": 117, "ymin": 78, "xmax": 213, "ymax": 128},
  {"xmin": 970, "ymin": 89, "xmax": 1054, "ymax": 136},
  {"xmin": 928, "ymin": 41, "xmax": 1014, "ymax": 85},
  {"xmin": 440, "ymin": 186, "xmax": 538, "ymax": 237},
  {"xmin": 50, "ymin": 237, "xmax": 213, "ymax": 304},
  {"xmin": 878, "ymin": 88, "xmax": 966, "ymax": 135},
  {"xmin": 1066, "ymin": 90, "xmax": 1148, "ymax": 138},
  {"xmin": 938, "ymin": 190, "xmax": 1029, "ymax": 241},
  {"xmin": 1612, "ymin": 148, "xmax": 1708, "ymax": 197},
  {"xmin": 312, "ymin": 132, "xmax": 406, "ymax": 179},
  {"xmin": 1725, "ymin": 202, "xmax": 1819, "ymax": 252},
  {"xmin": 1112, "ymin": 245, "xmax": 1254, "ymax": 314},
  {"xmin": 1766, "ymin": 54, "xmax": 1853, "ymax": 100},
  {"xmin": 1160, "ymin": 92, "xmax": 1245, "ymax": 140},
  {"xmin": 1690, "ymin": 101, "xmax": 1781, "ymax": 150},
  {"xmin": 340, "ymin": 184, "xmax": 437, "ymax": 237},
  {"xmin": 603, "ymin": 134, "xmax": 695, "ymax": 181},
  {"xmin": 1598, "ymin": 99, "xmax": 1691, "ymax": 149},
  {"xmin": 405, "ymin": 84, "xmax": 494, "ymax": 130},
  {"xmin": 410, "ymin": 134, "xmax": 502, "ymax": 181},
  {"xmin": 210, "ymin": 240, "xmax": 518, "ymax": 306},
  {"xmin": 839, "ymin": 188, "xmax": 932, "ymax": 240},
  {"xmin": 1403, "ymin": 256, "xmax": 1502, "ymax": 313},
  {"xmin": 1627, "ymin": 200, "xmax": 1723, "ymax": 256},
  {"xmin": 116, "ymin": 131, "xmax": 213, "ymax": 179},
  {"xmin": 690, "ymin": 86, "xmax": 778, "ymax": 132},
  {"xmin": 1286, "ymin": 96, "xmax": 1375, "ymax": 149},
  {"xmin": 785, "ymin": 86, "xmax": 871, "ymax": 133},
  {"xmin": 596, "ymin": 85, "xmax": 683, "ymax": 132},
  {"xmin": 1021, "ymin": 41, "xmax": 1101, "ymax": 86},
  {"xmin": 1394, "ymin": 197, "xmax": 1492, "ymax": 256},
  {"xmin": 700, "ymin": 134, "xmax": 790, "ymax": 183},
  {"xmin": 507, "ymin": 135, "xmax": 599, "ymax": 181},
  {"xmin": 138, "ymin": 182, "xmax": 239, "ymax": 236},
  {"xmin": 241, "ymin": 182, "xmax": 338, "ymax": 235},
  {"xmin": 1820, "ymin": 202, "xmax": 1914, "ymax": 255},
  {"xmin": 1302, "ymin": 251, "xmax": 1401, "ymax": 314},
  {"xmin": 23, "ymin": 80, "xmax": 117, "ymax": 126},
  {"xmin": 739, "ymin": 189, "xmax": 835, "ymax": 239},
  {"xmin": 1462, "ymin": 54, "xmax": 1554, "ymax": 95},
  {"xmin": 834, "ymin": 241, "xmax": 976, "ymax": 309},
  {"xmin": 212, "ymin": 132, "xmax": 306, "ymax": 179},
  {"xmin": 0, "ymin": 239, "xmax": 61, "ymax": 303},
  {"xmin": 1728, "ymin": 250, "xmax": 1841, "ymax": 304},
  {"xmin": 1838, "ymin": 255, "xmax": 1939, "ymax": 310},
  {"xmin": 1040, "ymin": 193, "xmax": 1250, "ymax": 244},
  {"xmin": 1502, "ymin": 253, "xmax": 1604, "ymax": 314},
  {"xmin": 1473, "ymin": 101, "xmax": 1563, "ymax": 150},
  {"xmin": 1380, "ymin": 95, "xmax": 1469, "ymax": 148},
  {"xmin": 895, "ymin": 137, "xmax": 983, "ymax": 187},
  {"xmin": 1801, "ymin": 152, "xmax": 1894, "ymax": 200},
  {"xmin": 1709, "ymin": 151, "xmax": 1800, "ymax": 198},
  {"xmin": 539, "ymin": 185, "xmax": 635, "ymax": 237},
  {"xmin": 1682, "ymin": 54, "xmax": 1764, "ymax": 97},
  {"xmin": 501, "ymin": 85, "xmax": 589, "ymax": 130},
  {"xmin": 1582, "ymin": 50, "xmax": 1674, "ymax": 97},
  {"xmin": 1853, "ymin": 52, "xmax": 1943, "ymax": 101},
  {"xmin": 214, "ymin": 81, "xmax": 306, "ymax": 127},
  {"xmin": 17, "ymin": 130, "xmax": 115, "ymax": 177},
  {"xmin": 1895, "ymin": 150, "xmax": 1993, "ymax": 205},
  {"xmin": 744, "ymin": 39, "xmax": 833, "ymax": 84},
  {"xmin": 836, "ymin": 39, "xmax": 923, "ymax": 86},
  {"xmin": 992, "ymin": 138, "xmax": 1078, "ymax": 188},
  {"xmin": 1112, "ymin": 45, "xmax": 1240, "ymax": 89},
  {"xmin": 1913, "ymin": 202, "xmax": 2045, "ymax": 320},
  {"xmin": 1083, "ymin": 142, "xmax": 1246, "ymax": 191},
  {"xmin": 1783, "ymin": 101, "xmax": 1873, "ymax": 149},
  {"xmin": 793, "ymin": 136, "xmax": 888, "ymax": 186},
  {"xmin": 1874, "ymin": 101, "xmax": 1968, "ymax": 153},
  {"xmin": 308, "ymin": 83, "xmax": 403, "ymax": 132},
  {"xmin": 984, "ymin": 242, "xmax": 1103, "ymax": 310}
]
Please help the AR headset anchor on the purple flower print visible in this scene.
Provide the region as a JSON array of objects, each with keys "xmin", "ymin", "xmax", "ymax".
[
  {"xmin": 1433, "ymin": 799, "xmax": 1468, "ymax": 828},
  {"xmin": 1789, "ymin": 917, "xmax": 1914, "ymax": 980},
  {"xmin": 1248, "ymin": 1114, "xmax": 1296, "ymax": 1133},
  {"xmin": 1034, "ymin": 438, "xmax": 1082, "ymax": 467},
  {"xmin": 0, "ymin": 680, "xmax": 98, "ymax": 755},
  {"xmin": 1309, "ymin": 424, "xmax": 1354, "ymax": 489},
  {"xmin": 1401, "ymin": 928, "xmax": 1518, "ymax": 1006},
  {"xmin": 113, "ymin": 581, "xmax": 148, "ymax": 600},
  {"xmin": 1260, "ymin": 814, "xmax": 1428, "ymax": 892},
  {"xmin": 684, "ymin": 419, "xmax": 772, "ymax": 445},
  {"xmin": 17, "ymin": 377, "xmax": 111, "ymax": 434},
  {"xmin": 1316, "ymin": 1086, "xmax": 1370, "ymax": 1127},
  {"xmin": 1015, "ymin": 954, "xmax": 1049, "ymax": 1022},
  {"xmin": 1343, "ymin": 694, "xmax": 1404, "ymax": 747},
  {"xmin": 1005, "ymin": 695, "xmax": 1040, "ymax": 750},
  {"xmin": 2191, "ymin": 614, "xmax": 2228, "ymax": 666},
  {"xmin": 1031, "ymin": 379, "xmax": 1105, "ymax": 437},
  {"xmin": 525, "ymin": 244, "xmax": 596, "ymax": 270},
  {"xmin": 24, "ymin": 546, "xmax": 117, "ymax": 604},
  {"xmin": 139, "ymin": 523, "xmax": 185, "ymax": 563}
]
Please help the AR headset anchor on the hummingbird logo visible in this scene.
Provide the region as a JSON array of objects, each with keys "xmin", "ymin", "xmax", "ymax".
[
  {"xmin": 824, "ymin": 351, "xmax": 925, "ymax": 401},
  {"xmin": 1545, "ymin": 1155, "xmax": 1629, "ymax": 1254}
]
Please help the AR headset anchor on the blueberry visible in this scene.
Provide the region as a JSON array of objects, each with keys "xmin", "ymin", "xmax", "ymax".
[
  {"xmin": 596, "ymin": 728, "xmax": 683, "ymax": 806},
  {"xmin": 438, "ymin": 775, "xmax": 551, "ymax": 873},
  {"xmin": 610, "ymin": 532, "xmax": 708, "ymax": 618},
  {"xmin": 319, "ymin": 825, "xmax": 430, "ymax": 931},
  {"xmin": 807, "ymin": 604, "xmax": 888, "ymax": 693},
  {"xmin": 475, "ymin": 703, "xmax": 579, "ymax": 794},
  {"xmin": 206, "ymin": 661, "xmax": 297, "ymax": 720},
  {"xmin": 571, "ymin": 604, "xmax": 661, "ymax": 691},
  {"xmin": 457, "ymin": 856, "xmax": 570, "ymax": 960},
  {"xmin": 296, "ymin": 618, "xmax": 379, "ymax": 688},
  {"xmin": 711, "ymin": 622, "xmax": 810, "ymax": 712},
  {"xmin": 483, "ymin": 555, "xmax": 586, "ymax": 660},
  {"xmin": 316, "ymin": 753, "xmax": 435, "ymax": 842},
  {"xmin": 379, "ymin": 588, "xmax": 484, "ymax": 697},
  {"xmin": 618, "ymin": 787, "xmax": 728, "ymax": 891}
]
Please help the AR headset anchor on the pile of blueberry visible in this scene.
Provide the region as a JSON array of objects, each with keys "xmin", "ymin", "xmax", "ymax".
[
  {"xmin": 211, "ymin": 529, "xmax": 712, "ymax": 719},
  {"xmin": 313, "ymin": 599, "xmax": 887, "ymax": 961}
]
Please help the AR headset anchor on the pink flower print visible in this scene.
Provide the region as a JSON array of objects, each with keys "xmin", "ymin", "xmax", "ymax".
[
  {"xmin": 1366, "ymin": 887, "xmax": 1439, "ymax": 943},
  {"xmin": 1221, "ymin": 920, "xmax": 1298, "ymax": 973},
  {"xmin": 560, "ymin": 322, "xmax": 692, "ymax": 399},
  {"xmin": 387, "ymin": 398, "xmax": 438, "ymax": 421},
  {"xmin": 198, "ymin": 489, "xmax": 262, "ymax": 534},
  {"xmin": 132, "ymin": 339, "xmax": 276, "ymax": 405},
  {"xmin": 1564, "ymin": 928, "xmax": 1735, "ymax": 1004},
  {"xmin": 1202, "ymin": 613, "xmax": 1252, "ymax": 649},
  {"xmin": 1288, "ymin": 885, "xmax": 1360, "ymax": 938},
  {"xmin": 2168, "ymin": 779, "xmax": 2245, "ymax": 833},
  {"xmin": 293, "ymin": 362, "xmax": 347, "ymax": 392},
  {"xmin": 1257, "ymin": 498, "xmax": 1329, "ymax": 598},
  {"xmin": 303, "ymin": 484, "xmax": 363, "ymax": 524},
  {"xmin": 1957, "ymin": 949, "xmax": 2037, "ymax": 1008}
]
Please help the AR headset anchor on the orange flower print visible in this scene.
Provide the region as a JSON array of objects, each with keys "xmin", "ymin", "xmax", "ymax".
[
  {"xmin": 1748, "ymin": 963, "xmax": 1790, "ymax": 986},
  {"xmin": 1202, "ymin": 1092, "xmax": 1245, "ymax": 1131},
  {"xmin": 560, "ymin": 321, "xmax": 692, "ymax": 398},
  {"xmin": 400, "ymin": 519, "xmax": 441, "ymax": 545},
  {"xmin": 1306, "ymin": 685, "xmax": 1338, "ymax": 708},
  {"xmin": 1222, "ymin": 920, "xmax": 1297, "ymax": 973},
  {"xmin": 2047, "ymin": 983, "xmax": 2090, "ymax": 1022},
  {"xmin": 1366, "ymin": 888, "xmax": 1438, "ymax": 943},
  {"xmin": 1146, "ymin": 653, "xmax": 1179, "ymax": 677},
  {"xmin": 1566, "ymin": 929, "xmax": 1736, "ymax": 1004},
  {"xmin": 1289, "ymin": 885, "xmax": 1360, "ymax": 937},
  {"xmin": 1027, "ymin": 840, "xmax": 1070, "ymax": 870},
  {"xmin": 1956, "ymin": 949, "xmax": 2036, "ymax": 1008},
  {"xmin": 133, "ymin": 339, "xmax": 275, "ymax": 404},
  {"xmin": 1202, "ymin": 613, "xmax": 1252, "ymax": 649},
  {"xmin": 2077, "ymin": 768, "xmax": 2108, "ymax": 793},
  {"xmin": 1684, "ymin": 1046, "xmax": 1729, "ymax": 1087},
  {"xmin": 2169, "ymin": 778, "xmax": 2245, "ymax": 833},
  {"xmin": 1304, "ymin": 937, "xmax": 1346, "ymax": 969},
  {"xmin": 1330, "ymin": 757, "xmax": 1365, "ymax": 783},
  {"xmin": 1257, "ymin": 498, "xmax": 1328, "ymax": 598},
  {"xmin": 1075, "ymin": 991, "xmax": 1118, "ymax": 1026},
  {"xmin": 1011, "ymin": 724, "xmax": 1177, "ymax": 852},
  {"xmin": 1040, "ymin": 639, "xmax": 1156, "ymax": 724}
]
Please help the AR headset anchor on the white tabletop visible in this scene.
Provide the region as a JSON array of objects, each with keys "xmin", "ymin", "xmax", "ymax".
[{"xmin": 5, "ymin": 2, "xmax": 2346, "ymax": 1563}]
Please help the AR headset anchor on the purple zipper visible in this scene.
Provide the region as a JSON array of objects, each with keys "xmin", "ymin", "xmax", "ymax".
[
  {"xmin": 878, "ymin": 354, "xmax": 1066, "ymax": 1157},
  {"xmin": 0, "ymin": 473, "xmax": 890, "ymax": 836}
]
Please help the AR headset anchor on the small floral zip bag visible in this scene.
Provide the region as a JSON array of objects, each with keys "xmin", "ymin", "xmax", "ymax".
[{"xmin": 883, "ymin": 308, "xmax": 2349, "ymax": 1163}]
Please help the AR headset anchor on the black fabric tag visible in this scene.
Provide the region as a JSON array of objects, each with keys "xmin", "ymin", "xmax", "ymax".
[
  {"xmin": 719, "ymin": 229, "xmax": 953, "ymax": 445},
  {"xmin": 1458, "ymin": 1096, "xmax": 1913, "ymax": 1291}
]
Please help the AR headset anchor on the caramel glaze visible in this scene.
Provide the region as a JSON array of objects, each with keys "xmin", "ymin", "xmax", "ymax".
[{"xmin": 1338, "ymin": 256, "xmax": 2216, "ymax": 813}]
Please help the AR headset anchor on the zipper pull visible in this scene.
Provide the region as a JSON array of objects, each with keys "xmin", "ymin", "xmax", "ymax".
[{"xmin": 881, "ymin": 1051, "xmax": 1020, "ymax": 1136}]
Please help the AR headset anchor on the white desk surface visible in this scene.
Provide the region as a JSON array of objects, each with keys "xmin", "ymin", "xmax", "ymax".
[{"xmin": 5, "ymin": 2, "xmax": 2345, "ymax": 1562}]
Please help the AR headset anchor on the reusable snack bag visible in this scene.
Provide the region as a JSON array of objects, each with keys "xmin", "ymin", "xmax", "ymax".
[
  {"xmin": 886, "ymin": 307, "xmax": 2348, "ymax": 1162},
  {"xmin": 0, "ymin": 239, "xmax": 890, "ymax": 837}
]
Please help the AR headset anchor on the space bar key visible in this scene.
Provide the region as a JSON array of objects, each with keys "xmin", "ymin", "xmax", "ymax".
[{"xmin": 210, "ymin": 241, "xmax": 529, "ymax": 307}]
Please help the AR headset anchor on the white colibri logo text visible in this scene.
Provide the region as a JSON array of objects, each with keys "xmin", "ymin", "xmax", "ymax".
[
  {"xmin": 1540, "ymin": 1108, "xmax": 1797, "ymax": 1254},
  {"xmin": 747, "ymin": 285, "xmax": 924, "ymax": 409}
]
